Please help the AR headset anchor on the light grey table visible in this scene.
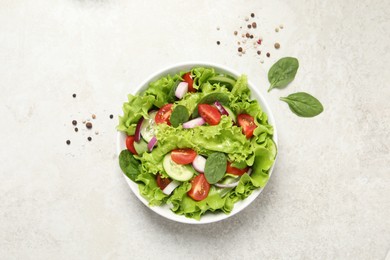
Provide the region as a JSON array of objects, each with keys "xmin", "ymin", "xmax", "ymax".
[{"xmin": 0, "ymin": 0, "xmax": 389, "ymax": 259}]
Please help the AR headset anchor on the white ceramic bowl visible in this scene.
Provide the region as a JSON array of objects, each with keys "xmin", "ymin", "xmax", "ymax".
[{"xmin": 116, "ymin": 61, "xmax": 278, "ymax": 224}]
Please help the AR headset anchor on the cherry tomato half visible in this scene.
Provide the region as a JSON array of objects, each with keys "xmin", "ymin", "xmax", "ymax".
[
  {"xmin": 156, "ymin": 173, "xmax": 171, "ymax": 190},
  {"xmin": 237, "ymin": 113, "xmax": 257, "ymax": 138},
  {"xmin": 198, "ymin": 104, "xmax": 221, "ymax": 126},
  {"xmin": 226, "ymin": 162, "xmax": 249, "ymax": 176},
  {"xmin": 183, "ymin": 72, "xmax": 195, "ymax": 92},
  {"xmin": 171, "ymin": 148, "xmax": 197, "ymax": 165},
  {"xmin": 155, "ymin": 104, "xmax": 173, "ymax": 125},
  {"xmin": 187, "ymin": 174, "xmax": 210, "ymax": 201},
  {"xmin": 126, "ymin": 135, "xmax": 138, "ymax": 155}
]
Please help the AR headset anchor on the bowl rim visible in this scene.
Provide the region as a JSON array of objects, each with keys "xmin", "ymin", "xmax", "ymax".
[{"xmin": 116, "ymin": 61, "xmax": 278, "ymax": 224}]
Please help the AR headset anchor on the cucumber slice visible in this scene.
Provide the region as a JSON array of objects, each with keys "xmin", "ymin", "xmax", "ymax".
[
  {"xmin": 223, "ymin": 106, "xmax": 236, "ymax": 122},
  {"xmin": 163, "ymin": 153, "xmax": 195, "ymax": 182},
  {"xmin": 134, "ymin": 139, "xmax": 148, "ymax": 155},
  {"xmin": 208, "ymin": 75, "xmax": 236, "ymax": 89},
  {"xmin": 140, "ymin": 111, "xmax": 157, "ymax": 142}
]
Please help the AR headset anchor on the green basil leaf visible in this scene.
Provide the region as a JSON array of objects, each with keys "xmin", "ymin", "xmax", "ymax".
[
  {"xmin": 280, "ymin": 92, "xmax": 324, "ymax": 117},
  {"xmin": 204, "ymin": 152, "xmax": 227, "ymax": 184},
  {"xmin": 268, "ymin": 57, "xmax": 299, "ymax": 92},
  {"xmin": 119, "ymin": 150, "xmax": 141, "ymax": 182},
  {"xmin": 192, "ymin": 93, "xmax": 230, "ymax": 117},
  {"xmin": 170, "ymin": 105, "xmax": 189, "ymax": 127}
]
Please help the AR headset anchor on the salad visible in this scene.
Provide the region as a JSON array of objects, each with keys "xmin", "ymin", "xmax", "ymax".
[{"xmin": 117, "ymin": 67, "xmax": 277, "ymax": 220}]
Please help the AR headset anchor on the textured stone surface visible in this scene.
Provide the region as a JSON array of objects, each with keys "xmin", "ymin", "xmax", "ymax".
[{"xmin": 0, "ymin": 0, "xmax": 389, "ymax": 259}]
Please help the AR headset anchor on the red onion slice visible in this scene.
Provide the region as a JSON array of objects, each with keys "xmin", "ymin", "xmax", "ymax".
[
  {"xmin": 147, "ymin": 136, "xmax": 157, "ymax": 151},
  {"xmin": 192, "ymin": 155, "xmax": 206, "ymax": 173},
  {"xmin": 134, "ymin": 117, "xmax": 144, "ymax": 142},
  {"xmin": 175, "ymin": 82, "xmax": 188, "ymax": 99},
  {"xmin": 182, "ymin": 117, "xmax": 205, "ymax": 129},
  {"xmin": 214, "ymin": 101, "xmax": 229, "ymax": 116},
  {"xmin": 162, "ymin": 180, "xmax": 180, "ymax": 195}
]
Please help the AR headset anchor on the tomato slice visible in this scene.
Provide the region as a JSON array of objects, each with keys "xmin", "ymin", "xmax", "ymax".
[
  {"xmin": 187, "ymin": 174, "xmax": 210, "ymax": 201},
  {"xmin": 156, "ymin": 173, "xmax": 171, "ymax": 190},
  {"xmin": 226, "ymin": 162, "xmax": 249, "ymax": 176},
  {"xmin": 171, "ymin": 148, "xmax": 197, "ymax": 164},
  {"xmin": 155, "ymin": 104, "xmax": 173, "ymax": 125},
  {"xmin": 198, "ymin": 104, "xmax": 221, "ymax": 126},
  {"xmin": 237, "ymin": 114, "xmax": 257, "ymax": 138},
  {"xmin": 183, "ymin": 72, "xmax": 195, "ymax": 92},
  {"xmin": 126, "ymin": 135, "xmax": 138, "ymax": 155}
]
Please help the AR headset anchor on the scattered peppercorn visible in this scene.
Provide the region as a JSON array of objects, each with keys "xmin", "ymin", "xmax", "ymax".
[
  {"xmin": 274, "ymin": 42, "xmax": 280, "ymax": 49},
  {"xmin": 72, "ymin": 94, "xmax": 76, "ymax": 98},
  {"xmin": 246, "ymin": 33, "xmax": 250, "ymax": 38},
  {"xmin": 86, "ymin": 122, "xmax": 92, "ymax": 129},
  {"xmin": 234, "ymin": 31, "xmax": 238, "ymax": 36},
  {"xmin": 250, "ymin": 35, "xmax": 254, "ymax": 39},
  {"xmin": 217, "ymin": 41, "xmax": 220, "ymax": 45},
  {"xmin": 75, "ymin": 127, "xmax": 78, "ymax": 132},
  {"xmin": 109, "ymin": 114, "xmax": 113, "ymax": 119},
  {"xmin": 247, "ymin": 24, "xmax": 252, "ymax": 29},
  {"xmin": 257, "ymin": 50, "xmax": 261, "ymax": 55},
  {"xmin": 266, "ymin": 52, "xmax": 270, "ymax": 57},
  {"xmin": 66, "ymin": 140, "xmax": 71, "ymax": 145},
  {"xmin": 252, "ymin": 22, "xmax": 257, "ymax": 28},
  {"xmin": 251, "ymin": 13, "xmax": 255, "ymax": 18},
  {"xmin": 72, "ymin": 120, "xmax": 77, "ymax": 126},
  {"xmin": 92, "ymin": 114, "xmax": 96, "ymax": 119},
  {"xmin": 238, "ymin": 47, "xmax": 243, "ymax": 52},
  {"xmin": 95, "ymin": 131, "xmax": 99, "ymax": 135},
  {"xmin": 87, "ymin": 137, "xmax": 92, "ymax": 141},
  {"xmin": 275, "ymin": 28, "xmax": 279, "ymax": 32}
]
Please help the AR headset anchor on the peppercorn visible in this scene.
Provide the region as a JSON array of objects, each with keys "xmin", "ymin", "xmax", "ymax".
[
  {"xmin": 251, "ymin": 13, "xmax": 255, "ymax": 18},
  {"xmin": 92, "ymin": 114, "xmax": 96, "ymax": 119},
  {"xmin": 109, "ymin": 114, "xmax": 113, "ymax": 119},
  {"xmin": 72, "ymin": 94, "xmax": 76, "ymax": 98},
  {"xmin": 246, "ymin": 33, "xmax": 250, "ymax": 38},
  {"xmin": 66, "ymin": 140, "xmax": 71, "ymax": 145},
  {"xmin": 72, "ymin": 120, "xmax": 77, "ymax": 126},
  {"xmin": 247, "ymin": 24, "xmax": 252, "ymax": 29},
  {"xmin": 216, "ymin": 41, "xmax": 220, "ymax": 45},
  {"xmin": 257, "ymin": 50, "xmax": 261, "ymax": 55},
  {"xmin": 234, "ymin": 31, "xmax": 238, "ymax": 36},
  {"xmin": 87, "ymin": 137, "xmax": 92, "ymax": 141},
  {"xmin": 266, "ymin": 52, "xmax": 270, "ymax": 57},
  {"xmin": 275, "ymin": 28, "xmax": 279, "ymax": 32},
  {"xmin": 75, "ymin": 127, "xmax": 78, "ymax": 132},
  {"xmin": 252, "ymin": 22, "xmax": 257, "ymax": 28},
  {"xmin": 86, "ymin": 122, "xmax": 92, "ymax": 129},
  {"xmin": 238, "ymin": 47, "xmax": 243, "ymax": 52},
  {"xmin": 250, "ymin": 35, "xmax": 254, "ymax": 39},
  {"xmin": 274, "ymin": 42, "xmax": 280, "ymax": 49}
]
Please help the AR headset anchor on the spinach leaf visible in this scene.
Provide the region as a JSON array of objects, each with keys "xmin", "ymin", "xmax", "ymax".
[
  {"xmin": 119, "ymin": 150, "xmax": 141, "ymax": 182},
  {"xmin": 268, "ymin": 57, "xmax": 299, "ymax": 92},
  {"xmin": 170, "ymin": 105, "xmax": 189, "ymax": 127},
  {"xmin": 280, "ymin": 92, "xmax": 324, "ymax": 117},
  {"xmin": 192, "ymin": 92, "xmax": 230, "ymax": 117},
  {"xmin": 204, "ymin": 152, "xmax": 227, "ymax": 184}
]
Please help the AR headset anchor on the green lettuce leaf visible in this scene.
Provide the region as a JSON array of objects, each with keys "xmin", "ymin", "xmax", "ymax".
[
  {"xmin": 136, "ymin": 171, "xmax": 168, "ymax": 206},
  {"xmin": 144, "ymin": 74, "xmax": 178, "ymax": 108},
  {"xmin": 117, "ymin": 94, "xmax": 155, "ymax": 135}
]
